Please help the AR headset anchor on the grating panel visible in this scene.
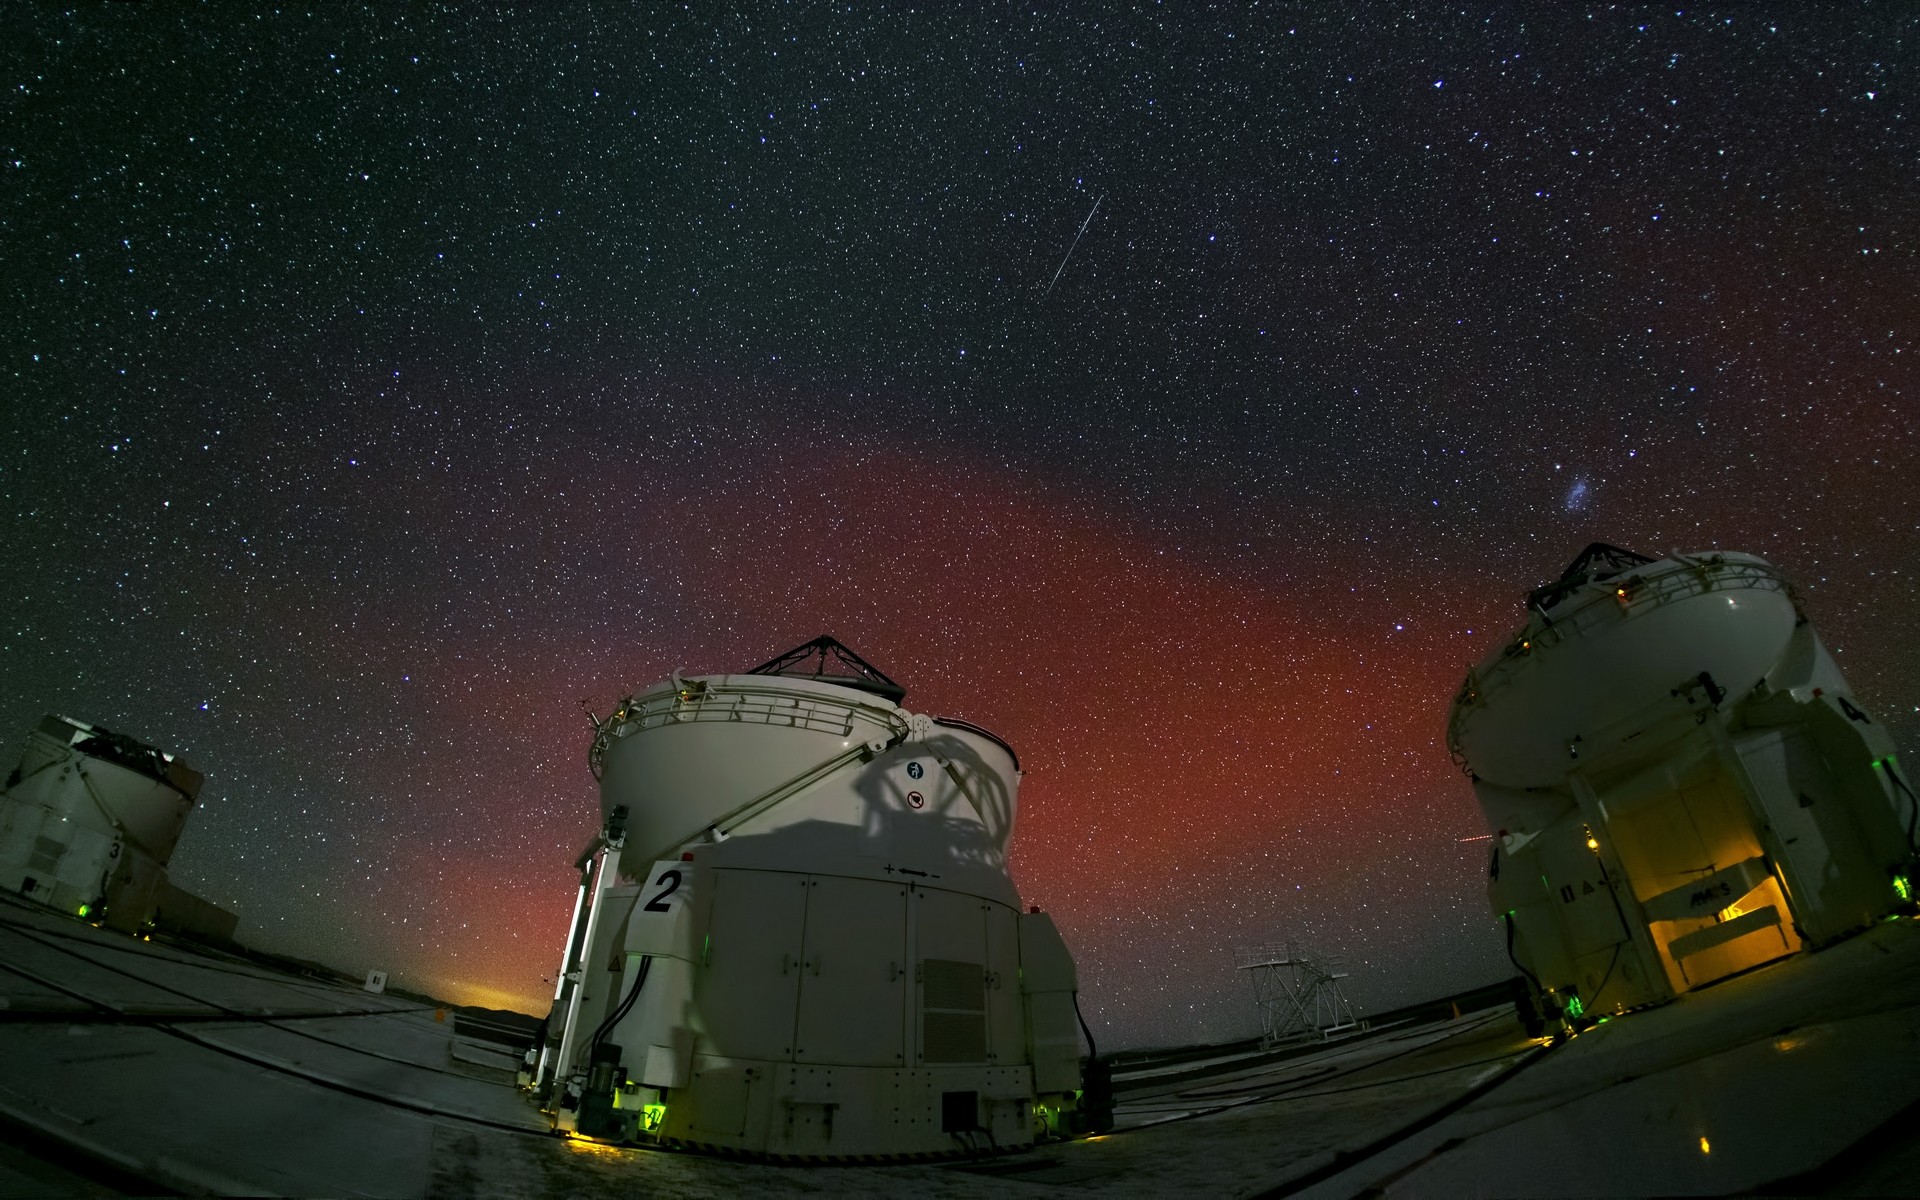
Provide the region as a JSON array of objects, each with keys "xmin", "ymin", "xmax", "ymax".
[
  {"xmin": 923, "ymin": 1012, "xmax": 987, "ymax": 1063},
  {"xmin": 27, "ymin": 836, "xmax": 64, "ymax": 875},
  {"xmin": 922, "ymin": 959, "xmax": 984, "ymax": 1013},
  {"xmin": 921, "ymin": 958, "xmax": 987, "ymax": 1063}
]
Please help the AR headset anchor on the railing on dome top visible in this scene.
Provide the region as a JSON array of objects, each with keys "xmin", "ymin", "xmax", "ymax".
[
  {"xmin": 1444, "ymin": 553, "xmax": 1801, "ymax": 774},
  {"xmin": 586, "ymin": 679, "xmax": 911, "ymax": 778}
]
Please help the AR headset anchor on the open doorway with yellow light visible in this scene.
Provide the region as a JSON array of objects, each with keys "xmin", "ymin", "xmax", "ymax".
[{"xmin": 1599, "ymin": 754, "xmax": 1802, "ymax": 993}]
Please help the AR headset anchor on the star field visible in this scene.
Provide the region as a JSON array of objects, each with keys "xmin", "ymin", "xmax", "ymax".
[{"xmin": 3, "ymin": 5, "xmax": 1915, "ymax": 1048}]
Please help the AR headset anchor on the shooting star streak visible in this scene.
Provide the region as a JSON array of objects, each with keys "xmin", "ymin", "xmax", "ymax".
[{"xmin": 1042, "ymin": 193, "xmax": 1104, "ymax": 297}]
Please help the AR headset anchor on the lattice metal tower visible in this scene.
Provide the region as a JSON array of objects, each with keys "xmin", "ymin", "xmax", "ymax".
[{"xmin": 1235, "ymin": 941, "xmax": 1361, "ymax": 1048}]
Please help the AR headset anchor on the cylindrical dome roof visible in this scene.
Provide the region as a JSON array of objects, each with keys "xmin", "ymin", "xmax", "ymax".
[
  {"xmin": 589, "ymin": 641, "xmax": 1022, "ymax": 894},
  {"xmin": 1448, "ymin": 549, "xmax": 1800, "ymax": 788}
]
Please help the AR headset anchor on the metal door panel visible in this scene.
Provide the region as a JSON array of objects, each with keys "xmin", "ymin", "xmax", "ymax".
[
  {"xmin": 696, "ymin": 869, "xmax": 809, "ymax": 1062},
  {"xmin": 983, "ymin": 901, "xmax": 1024, "ymax": 1065},
  {"xmin": 792, "ymin": 876, "xmax": 909, "ymax": 1066},
  {"xmin": 1737, "ymin": 728, "xmax": 1883, "ymax": 937}
]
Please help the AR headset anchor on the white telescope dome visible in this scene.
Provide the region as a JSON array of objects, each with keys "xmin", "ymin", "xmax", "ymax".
[
  {"xmin": 1449, "ymin": 545, "xmax": 1800, "ymax": 788},
  {"xmin": 536, "ymin": 637, "xmax": 1097, "ymax": 1157}
]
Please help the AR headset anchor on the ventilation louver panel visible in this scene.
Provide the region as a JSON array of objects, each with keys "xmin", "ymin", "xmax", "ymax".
[
  {"xmin": 921, "ymin": 958, "xmax": 986, "ymax": 1063},
  {"xmin": 28, "ymin": 836, "xmax": 65, "ymax": 875}
]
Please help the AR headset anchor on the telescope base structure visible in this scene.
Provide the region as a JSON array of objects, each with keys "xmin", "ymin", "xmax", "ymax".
[
  {"xmin": 630, "ymin": 1062, "xmax": 1042, "ymax": 1161},
  {"xmin": 548, "ymin": 859, "xmax": 1090, "ymax": 1159}
]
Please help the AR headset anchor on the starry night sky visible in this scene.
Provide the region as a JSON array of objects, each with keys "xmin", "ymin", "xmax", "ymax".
[{"xmin": 4, "ymin": 5, "xmax": 1915, "ymax": 1048}]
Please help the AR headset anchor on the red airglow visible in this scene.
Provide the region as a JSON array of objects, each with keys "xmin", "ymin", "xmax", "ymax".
[{"xmin": 334, "ymin": 434, "xmax": 1501, "ymax": 1019}]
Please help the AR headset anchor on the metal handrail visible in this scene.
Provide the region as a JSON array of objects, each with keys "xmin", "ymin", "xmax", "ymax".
[{"xmin": 588, "ymin": 680, "xmax": 904, "ymax": 777}]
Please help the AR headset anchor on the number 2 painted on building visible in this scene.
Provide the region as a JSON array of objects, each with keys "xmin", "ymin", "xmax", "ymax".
[{"xmin": 645, "ymin": 868, "xmax": 682, "ymax": 912}]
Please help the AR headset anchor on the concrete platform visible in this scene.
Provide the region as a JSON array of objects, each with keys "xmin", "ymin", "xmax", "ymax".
[{"xmin": 2, "ymin": 890, "xmax": 1917, "ymax": 1196}]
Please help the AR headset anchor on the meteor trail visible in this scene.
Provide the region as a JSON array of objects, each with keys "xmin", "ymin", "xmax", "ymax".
[{"xmin": 1042, "ymin": 192, "xmax": 1104, "ymax": 297}]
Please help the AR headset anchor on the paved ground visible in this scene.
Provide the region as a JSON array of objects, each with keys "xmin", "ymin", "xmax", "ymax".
[{"xmin": 2, "ymin": 891, "xmax": 1917, "ymax": 1196}]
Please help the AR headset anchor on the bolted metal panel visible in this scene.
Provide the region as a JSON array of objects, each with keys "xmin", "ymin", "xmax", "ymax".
[
  {"xmin": 698, "ymin": 870, "xmax": 810, "ymax": 1062},
  {"xmin": 792, "ymin": 876, "xmax": 908, "ymax": 1066}
]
